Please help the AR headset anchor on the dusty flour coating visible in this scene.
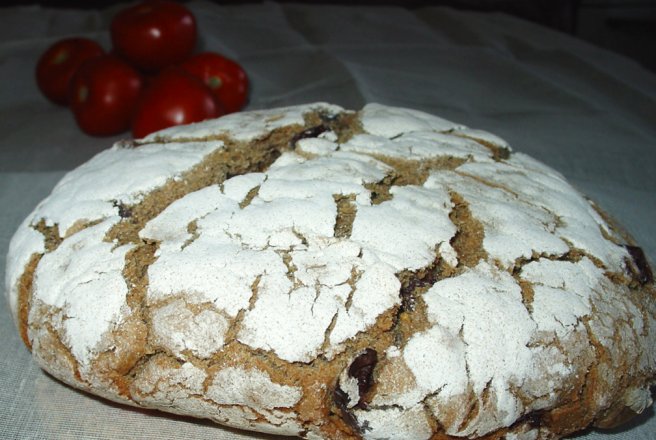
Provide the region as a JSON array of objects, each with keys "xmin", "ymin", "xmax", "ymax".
[{"xmin": 5, "ymin": 103, "xmax": 656, "ymax": 440}]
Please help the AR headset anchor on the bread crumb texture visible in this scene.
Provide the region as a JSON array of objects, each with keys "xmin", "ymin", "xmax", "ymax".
[{"xmin": 5, "ymin": 103, "xmax": 655, "ymax": 440}]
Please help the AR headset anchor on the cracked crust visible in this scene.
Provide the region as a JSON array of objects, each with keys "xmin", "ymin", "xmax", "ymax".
[{"xmin": 4, "ymin": 103, "xmax": 656, "ymax": 440}]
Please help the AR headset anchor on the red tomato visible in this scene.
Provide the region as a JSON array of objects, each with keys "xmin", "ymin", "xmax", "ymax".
[
  {"xmin": 111, "ymin": 0, "xmax": 197, "ymax": 72},
  {"xmin": 181, "ymin": 52, "xmax": 249, "ymax": 114},
  {"xmin": 132, "ymin": 68, "xmax": 223, "ymax": 138},
  {"xmin": 35, "ymin": 38, "xmax": 104, "ymax": 105},
  {"xmin": 69, "ymin": 55, "xmax": 143, "ymax": 136}
]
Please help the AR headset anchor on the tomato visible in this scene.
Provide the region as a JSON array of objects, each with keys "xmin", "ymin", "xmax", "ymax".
[
  {"xmin": 111, "ymin": 0, "xmax": 197, "ymax": 72},
  {"xmin": 69, "ymin": 55, "xmax": 143, "ymax": 136},
  {"xmin": 181, "ymin": 52, "xmax": 249, "ymax": 114},
  {"xmin": 35, "ymin": 38, "xmax": 104, "ymax": 105},
  {"xmin": 131, "ymin": 68, "xmax": 223, "ymax": 138}
]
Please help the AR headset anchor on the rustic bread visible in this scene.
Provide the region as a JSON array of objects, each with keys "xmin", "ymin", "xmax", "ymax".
[{"xmin": 5, "ymin": 103, "xmax": 655, "ymax": 439}]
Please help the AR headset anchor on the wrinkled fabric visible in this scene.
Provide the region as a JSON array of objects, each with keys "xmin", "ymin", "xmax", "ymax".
[{"xmin": 0, "ymin": 1, "xmax": 654, "ymax": 439}]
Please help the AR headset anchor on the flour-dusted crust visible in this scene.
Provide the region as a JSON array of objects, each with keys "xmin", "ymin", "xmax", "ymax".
[{"xmin": 5, "ymin": 103, "xmax": 655, "ymax": 439}]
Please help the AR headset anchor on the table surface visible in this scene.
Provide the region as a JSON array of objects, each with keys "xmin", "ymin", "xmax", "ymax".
[{"xmin": 1, "ymin": 1, "xmax": 654, "ymax": 439}]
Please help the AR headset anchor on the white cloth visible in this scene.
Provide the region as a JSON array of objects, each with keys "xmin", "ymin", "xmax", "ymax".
[{"xmin": 1, "ymin": 1, "xmax": 654, "ymax": 439}]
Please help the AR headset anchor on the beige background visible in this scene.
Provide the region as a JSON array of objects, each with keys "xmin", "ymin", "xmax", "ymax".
[{"xmin": 1, "ymin": 1, "xmax": 654, "ymax": 439}]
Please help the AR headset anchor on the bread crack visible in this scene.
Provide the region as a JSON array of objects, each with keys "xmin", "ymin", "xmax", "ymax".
[
  {"xmin": 396, "ymin": 255, "xmax": 441, "ymax": 314},
  {"xmin": 318, "ymin": 267, "xmax": 363, "ymax": 355},
  {"xmin": 112, "ymin": 200, "xmax": 134, "ymax": 219},
  {"xmin": 588, "ymin": 198, "xmax": 636, "ymax": 247},
  {"xmin": 455, "ymin": 387, "xmax": 483, "ymax": 434},
  {"xmin": 32, "ymin": 219, "xmax": 62, "ymax": 252},
  {"xmin": 333, "ymin": 194, "xmax": 358, "ymax": 238},
  {"xmin": 44, "ymin": 321, "xmax": 85, "ymax": 382},
  {"xmin": 92, "ymin": 241, "xmax": 158, "ymax": 400},
  {"xmin": 389, "ymin": 246, "xmax": 462, "ymax": 351},
  {"xmin": 292, "ymin": 228, "xmax": 309, "ymax": 246},
  {"xmin": 16, "ymin": 253, "xmax": 41, "ymax": 350},
  {"xmin": 181, "ymin": 219, "xmax": 200, "ymax": 250},
  {"xmin": 511, "ymin": 249, "xmax": 586, "ymax": 314},
  {"xmin": 518, "ymin": 279, "xmax": 536, "ymax": 315},
  {"xmin": 541, "ymin": 318, "xmax": 600, "ymax": 435},
  {"xmin": 105, "ymin": 118, "xmax": 338, "ymax": 247},
  {"xmin": 361, "ymin": 153, "xmax": 467, "ymax": 209},
  {"xmin": 512, "ymin": 250, "xmax": 583, "ymax": 275},
  {"xmin": 223, "ymin": 275, "xmax": 262, "ymax": 347},
  {"xmin": 450, "ymin": 132, "xmax": 511, "ymax": 161},
  {"xmin": 344, "ymin": 266, "xmax": 363, "ymax": 312},
  {"xmin": 239, "ymin": 184, "xmax": 261, "ymax": 209},
  {"xmin": 454, "ymin": 170, "xmax": 519, "ymax": 198},
  {"xmin": 364, "ymin": 176, "xmax": 394, "ymax": 205},
  {"xmin": 369, "ymin": 155, "xmax": 468, "ymax": 187},
  {"xmin": 320, "ymin": 312, "xmax": 341, "ymax": 358},
  {"xmin": 290, "ymin": 124, "xmax": 329, "ymax": 148},
  {"xmin": 318, "ymin": 110, "xmax": 361, "ymax": 144},
  {"xmin": 277, "ymin": 250, "xmax": 304, "ymax": 290},
  {"xmin": 30, "ymin": 312, "xmax": 86, "ymax": 386},
  {"xmin": 448, "ymin": 191, "xmax": 487, "ymax": 269},
  {"xmin": 122, "ymin": 241, "xmax": 159, "ymax": 310}
]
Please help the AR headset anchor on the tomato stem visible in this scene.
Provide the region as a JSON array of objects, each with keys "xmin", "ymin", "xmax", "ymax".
[
  {"xmin": 208, "ymin": 76, "xmax": 223, "ymax": 90},
  {"xmin": 77, "ymin": 86, "xmax": 89, "ymax": 103},
  {"xmin": 52, "ymin": 50, "xmax": 69, "ymax": 65}
]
